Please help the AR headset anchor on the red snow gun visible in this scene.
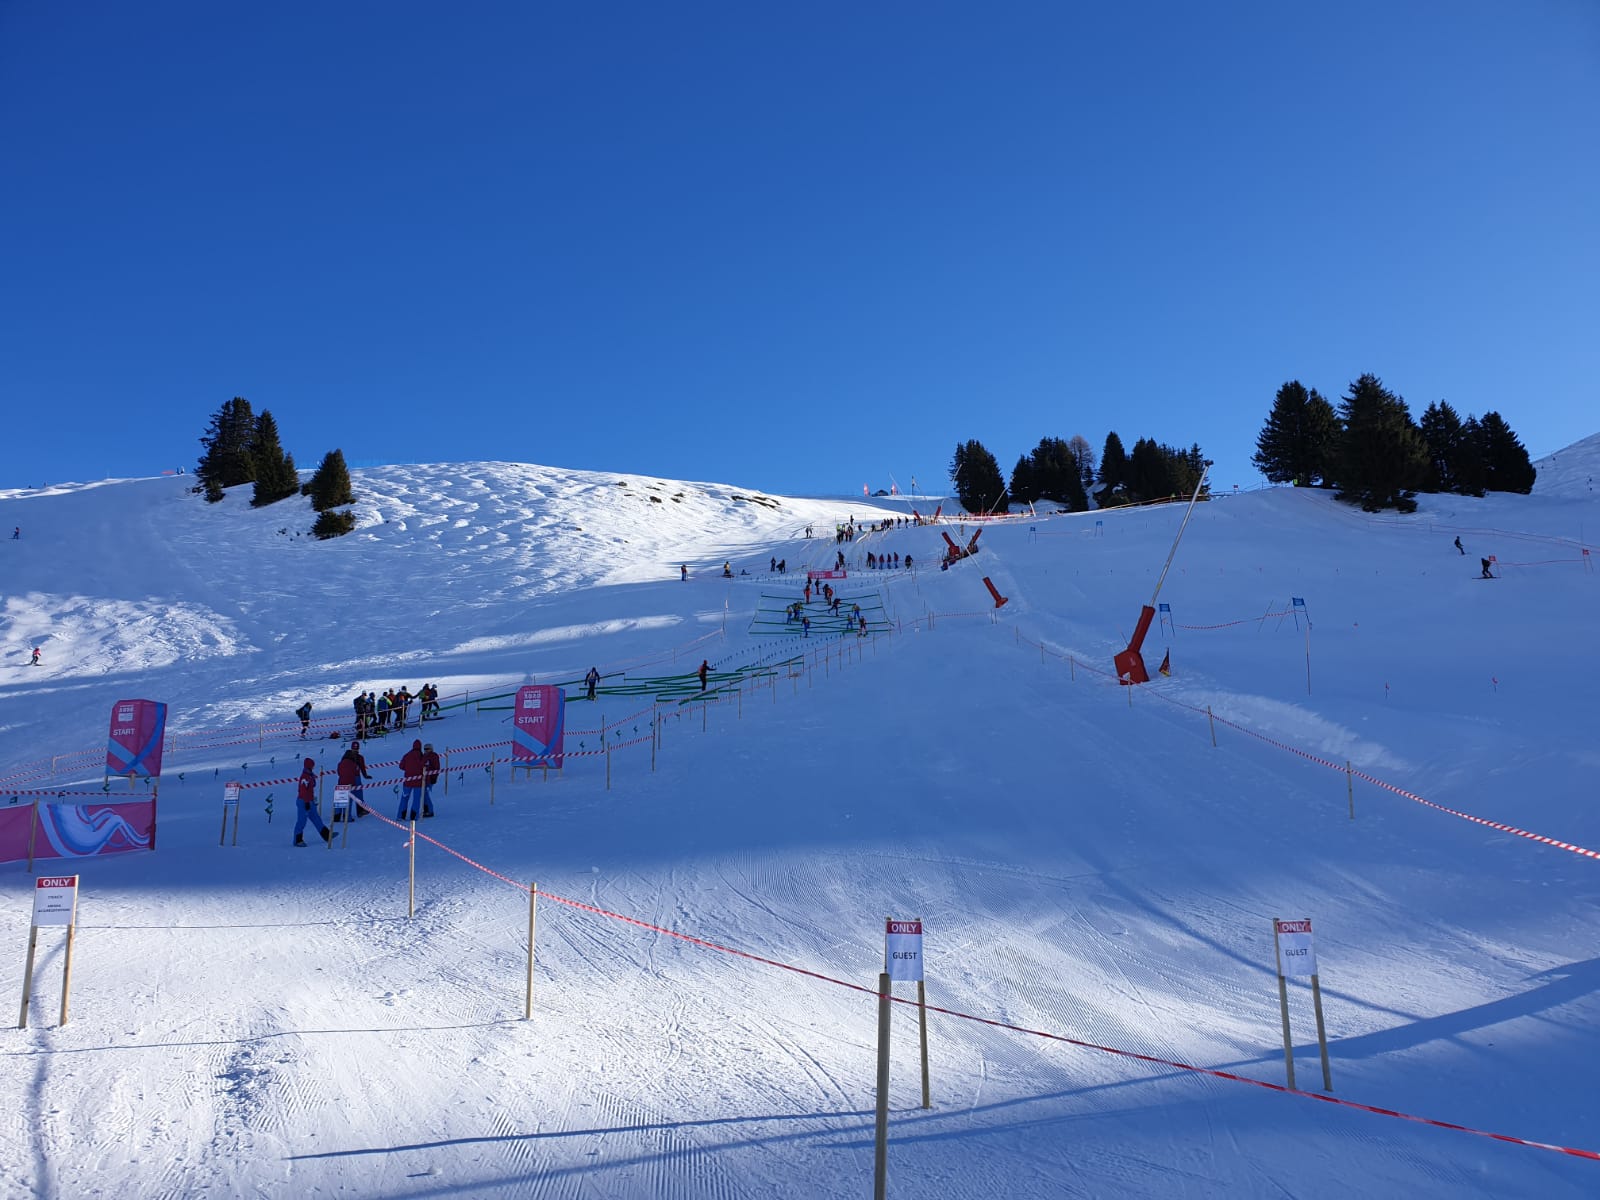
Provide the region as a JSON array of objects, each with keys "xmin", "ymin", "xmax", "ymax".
[{"xmin": 1115, "ymin": 464, "xmax": 1210, "ymax": 685}]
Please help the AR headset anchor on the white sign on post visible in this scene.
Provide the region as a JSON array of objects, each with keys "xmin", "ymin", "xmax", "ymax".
[
  {"xmin": 1275, "ymin": 918, "xmax": 1317, "ymax": 976},
  {"xmin": 885, "ymin": 918, "xmax": 924, "ymax": 982},
  {"xmin": 33, "ymin": 876, "xmax": 79, "ymax": 927},
  {"xmin": 223, "ymin": 782, "xmax": 241, "ymax": 804},
  {"xmin": 331, "ymin": 785, "xmax": 352, "ymax": 818}
]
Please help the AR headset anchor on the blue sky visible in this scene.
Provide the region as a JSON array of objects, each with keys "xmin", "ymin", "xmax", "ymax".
[{"xmin": 3, "ymin": 2, "xmax": 1595, "ymax": 497}]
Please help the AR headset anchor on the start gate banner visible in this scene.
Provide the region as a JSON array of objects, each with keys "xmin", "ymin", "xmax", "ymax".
[
  {"xmin": 106, "ymin": 699, "xmax": 168, "ymax": 778},
  {"xmin": 512, "ymin": 685, "xmax": 565, "ymax": 768},
  {"xmin": 0, "ymin": 799, "xmax": 156, "ymax": 866}
]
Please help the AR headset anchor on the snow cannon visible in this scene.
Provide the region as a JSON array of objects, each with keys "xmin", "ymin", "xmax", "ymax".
[
  {"xmin": 941, "ymin": 530, "xmax": 962, "ymax": 558},
  {"xmin": 982, "ymin": 577, "xmax": 1009, "ymax": 609},
  {"xmin": 966, "ymin": 528, "xmax": 982, "ymax": 555},
  {"xmin": 1114, "ymin": 605, "xmax": 1156, "ymax": 684}
]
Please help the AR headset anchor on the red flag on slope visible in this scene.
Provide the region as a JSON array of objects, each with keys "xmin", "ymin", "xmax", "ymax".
[{"xmin": 1158, "ymin": 650, "xmax": 1171, "ymax": 677}]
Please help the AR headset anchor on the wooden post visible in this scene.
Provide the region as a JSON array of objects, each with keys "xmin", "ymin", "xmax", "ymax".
[
  {"xmin": 1273, "ymin": 919, "xmax": 1297, "ymax": 1090},
  {"xmin": 873, "ymin": 970, "xmax": 892, "ymax": 1200},
  {"xmin": 59, "ymin": 923, "xmax": 76, "ymax": 1026},
  {"xmin": 651, "ymin": 711, "xmax": 658, "ymax": 773},
  {"xmin": 408, "ymin": 820, "xmax": 417, "ymax": 919},
  {"xmin": 702, "ymin": 700, "xmax": 707, "ymax": 733},
  {"xmin": 1127, "ymin": 681, "xmax": 1133, "ymax": 707},
  {"xmin": 737, "ymin": 685, "xmax": 742, "ymax": 719},
  {"xmin": 444, "ymin": 750, "xmax": 449, "ymax": 795},
  {"xmin": 219, "ymin": 798, "xmax": 230, "ymax": 846},
  {"xmin": 1208, "ymin": 705, "xmax": 1217, "ymax": 748},
  {"xmin": 489, "ymin": 758, "xmax": 496, "ymax": 806},
  {"xmin": 17, "ymin": 926, "xmax": 40, "ymax": 1029},
  {"xmin": 1346, "ymin": 761, "xmax": 1354, "ymax": 820},
  {"xmin": 524, "ymin": 882, "xmax": 538, "ymax": 1019},
  {"xmin": 1311, "ymin": 973, "xmax": 1333, "ymax": 1091},
  {"xmin": 232, "ymin": 800, "xmax": 241, "ymax": 847},
  {"xmin": 917, "ymin": 978, "xmax": 931, "ymax": 1110},
  {"xmin": 1304, "ymin": 622, "xmax": 1312, "ymax": 695},
  {"xmin": 1069, "ymin": 656, "xmax": 1074, "ymax": 680},
  {"xmin": 27, "ymin": 799, "xmax": 40, "ymax": 874}
]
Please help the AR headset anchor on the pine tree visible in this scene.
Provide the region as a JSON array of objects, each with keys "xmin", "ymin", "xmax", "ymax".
[
  {"xmin": 1096, "ymin": 432, "xmax": 1128, "ymax": 505},
  {"xmin": 1455, "ymin": 416, "xmax": 1488, "ymax": 496},
  {"xmin": 1252, "ymin": 381, "xmax": 1339, "ymax": 485},
  {"xmin": 1333, "ymin": 374, "xmax": 1428, "ymax": 512},
  {"xmin": 949, "ymin": 439, "xmax": 1007, "ymax": 513},
  {"xmin": 195, "ymin": 397, "xmax": 258, "ymax": 502},
  {"xmin": 1127, "ymin": 438, "xmax": 1172, "ymax": 502},
  {"xmin": 1418, "ymin": 400, "xmax": 1464, "ymax": 493},
  {"xmin": 1476, "ymin": 411, "xmax": 1537, "ymax": 494},
  {"xmin": 1008, "ymin": 455, "xmax": 1037, "ymax": 506},
  {"xmin": 312, "ymin": 509, "xmax": 357, "ymax": 539},
  {"xmin": 307, "ymin": 449, "xmax": 355, "ymax": 511},
  {"xmin": 248, "ymin": 411, "xmax": 299, "ymax": 507}
]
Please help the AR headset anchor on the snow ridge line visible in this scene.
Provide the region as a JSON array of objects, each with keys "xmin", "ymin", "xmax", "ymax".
[
  {"xmin": 1016, "ymin": 633, "xmax": 1600, "ymax": 862},
  {"xmin": 350, "ymin": 800, "xmax": 1600, "ymax": 1164}
]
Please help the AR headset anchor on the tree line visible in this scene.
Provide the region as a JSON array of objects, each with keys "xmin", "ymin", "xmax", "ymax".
[
  {"xmin": 194, "ymin": 397, "xmax": 357, "ymax": 538},
  {"xmin": 1252, "ymin": 374, "xmax": 1536, "ymax": 512},
  {"xmin": 950, "ymin": 432, "xmax": 1208, "ymax": 515}
]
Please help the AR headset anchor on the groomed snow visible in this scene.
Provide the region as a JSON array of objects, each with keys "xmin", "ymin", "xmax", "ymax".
[{"xmin": 2, "ymin": 450, "xmax": 1598, "ymax": 1198}]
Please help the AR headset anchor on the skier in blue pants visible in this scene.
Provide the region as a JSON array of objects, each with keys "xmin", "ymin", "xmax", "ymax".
[{"xmin": 295, "ymin": 758, "xmax": 331, "ymax": 846}]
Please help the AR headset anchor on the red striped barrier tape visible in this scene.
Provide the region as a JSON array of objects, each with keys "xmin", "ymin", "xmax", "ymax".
[{"xmin": 383, "ymin": 817, "xmax": 1599, "ymax": 1163}]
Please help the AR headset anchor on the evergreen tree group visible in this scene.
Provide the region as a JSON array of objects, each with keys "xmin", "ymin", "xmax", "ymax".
[
  {"xmin": 1252, "ymin": 375, "xmax": 1536, "ymax": 511},
  {"xmin": 194, "ymin": 398, "xmax": 359, "ymax": 537},
  {"xmin": 1095, "ymin": 431, "xmax": 1207, "ymax": 506},
  {"xmin": 1008, "ymin": 438, "xmax": 1088, "ymax": 511},
  {"xmin": 949, "ymin": 440, "xmax": 1008, "ymax": 513}
]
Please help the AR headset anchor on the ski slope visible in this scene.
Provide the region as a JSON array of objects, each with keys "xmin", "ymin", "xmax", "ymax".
[{"xmin": 1, "ymin": 448, "xmax": 1598, "ymax": 1199}]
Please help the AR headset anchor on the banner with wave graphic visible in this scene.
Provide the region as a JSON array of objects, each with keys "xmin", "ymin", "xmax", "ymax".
[{"xmin": 0, "ymin": 799, "xmax": 156, "ymax": 865}]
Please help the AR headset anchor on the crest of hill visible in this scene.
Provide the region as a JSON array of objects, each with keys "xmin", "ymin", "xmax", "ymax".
[{"xmin": 1532, "ymin": 432, "xmax": 1600, "ymax": 500}]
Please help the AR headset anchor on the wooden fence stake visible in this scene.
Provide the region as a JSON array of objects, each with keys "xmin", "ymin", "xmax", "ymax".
[
  {"xmin": 524, "ymin": 882, "xmax": 538, "ymax": 1019},
  {"xmin": 1208, "ymin": 705, "xmax": 1217, "ymax": 747},
  {"xmin": 408, "ymin": 820, "xmax": 417, "ymax": 918}
]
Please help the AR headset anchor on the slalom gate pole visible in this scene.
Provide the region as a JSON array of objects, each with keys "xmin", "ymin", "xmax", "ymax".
[
  {"xmin": 1208, "ymin": 705, "xmax": 1217, "ymax": 747},
  {"xmin": 1347, "ymin": 762, "xmax": 1354, "ymax": 820},
  {"xmin": 408, "ymin": 820, "xmax": 416, "ymax": 919}
]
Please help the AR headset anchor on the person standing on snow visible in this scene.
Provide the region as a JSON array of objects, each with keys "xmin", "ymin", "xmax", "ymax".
[
  {"xmin": 398, "ymin": 739, "xmax": 426, "ymax": 820},
  {"xmin": 30, "ymin": 647, "xmax": 41, "ymax": 666},
  {"xmin": 422, "ymin": 742, "xmax": 441, "ymax": 817},
  {"xmin": 697, "ymin": 659, "xmax": 709, "ymax": 691},
  {"xmin": 294, "ymin": 758, "xmax": 331, "ymax": 846},
  {"xmin": 1454, "ymin": 536, "xmax": 1465, "ymax": 555},
  {"xmin": 1481, "ymin": 557, "xmax": 1494, "ymax": 579},
  {"xmin": 295, "ymin": 701, "xmax": 313, "ymax": 738},
  {"xmin": 585, "ymin": 666, "xmax": 601, "ymax": 701},
  {"xmin": 680, "ymin": 564, "xmax": 688, "ymax": 581},
  {"xmin": 336, "ymin": 742, "xmax": 371, "ymax": 819}
]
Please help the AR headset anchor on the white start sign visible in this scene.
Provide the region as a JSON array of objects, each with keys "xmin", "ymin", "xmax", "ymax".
[
  {"xmin": 331, "ymin": 785, "xmax": 353, "ymax": 814},
  {"xmin": 33, "ymin": 876, "xmax": 79, "ymax": 927},
  {"xmin": 1275, "ymin": 918, "xmax": 1317, "ymax": 976},
  {"xmin": 885, "ymin": 918, "xmax": 924, "ymax": 982},
  {"xmin": 223, "ymin": 782, "xmax": 241, "ymax": 804}
]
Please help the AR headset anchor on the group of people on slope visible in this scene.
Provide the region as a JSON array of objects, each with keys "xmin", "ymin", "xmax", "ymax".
[
  {"xmin": 293, "ymin": 736, "xmax": 444, "ymax": 845},
  {"xmin": 350, "ymin": 684, "xmax": 441, "ymax": 739}
]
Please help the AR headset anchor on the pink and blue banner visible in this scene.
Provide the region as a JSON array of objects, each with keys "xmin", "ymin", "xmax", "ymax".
[
  {"xmin": 512, "ymin": 685, "xmax": 565, "ymax": 769},
  {"xmin": 0, "ymin": 798, "xmax": 157, "ymax": 865},
  {"xmin": 106, "ymin": 699, "xmax": 167, "ymax": 778}
]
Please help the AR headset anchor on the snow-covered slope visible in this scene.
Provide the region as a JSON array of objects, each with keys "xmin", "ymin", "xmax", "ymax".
[{"xmin": 1, "ymin": 449, "xmax": 1598, "ymax": 1199}]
